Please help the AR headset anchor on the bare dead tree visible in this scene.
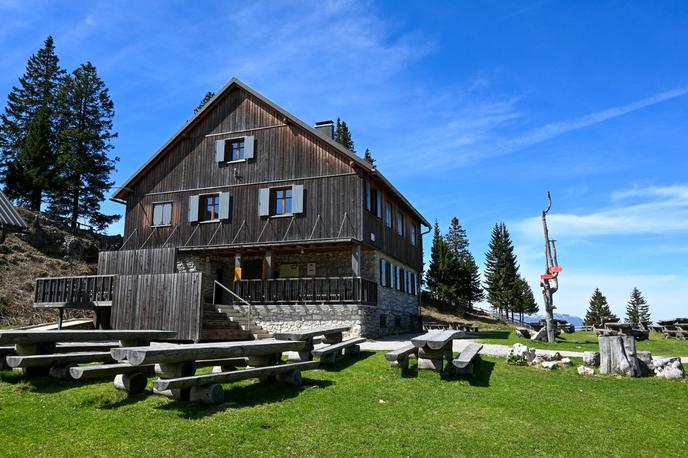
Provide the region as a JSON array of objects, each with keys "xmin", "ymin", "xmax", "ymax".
[{"xmin": 541, "ymin": 192, "xmax": 562, "ymax": 343}]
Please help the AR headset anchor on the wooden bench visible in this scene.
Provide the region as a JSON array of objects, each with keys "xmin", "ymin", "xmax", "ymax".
[
  {"xmin": 312, "ymin": 337, "xmax": 366, "ymax": 364},
  {"xmin": 273, "ymin": 326, "xmax": 351, "ymax": 361},
  {"xmin": 411, "ymin": 330, "xmax": 464, "ymax": 372},
  {"xmin": 384, "ymin": 344, "xmax": 417, "ymax": 370},
  {"xmin": 152, "ymin": 361, "xmax": 319, "ymax": 404},
  {"xmin": 6, "ymin": 351, "xmax": 116, "ymax": 379},
  {"xmin": 451, "ymin": 343, "xmax": 483, "ymax": 375},
  {"xmin": 0, "ymin": 345, "xmax": 14, "ymax": 371}
]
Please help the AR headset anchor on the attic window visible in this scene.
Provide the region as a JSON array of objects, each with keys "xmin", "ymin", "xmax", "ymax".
[{"xmin": 224, "ymin": 139, "xmax": 245, "ymax": 162}]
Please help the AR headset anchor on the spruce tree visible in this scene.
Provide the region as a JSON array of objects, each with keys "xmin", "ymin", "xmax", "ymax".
[
  {"xmin": 513, "ymin": 276, "xmax": 537, "ymax": 323},
  {"xmin": 445, "ymin": 217, "xmax": 483, "ymax": 310},
  {"xmin": 363, "ymin": 148, "xmax": 376, "ymax": 166},
  {"xmin": 0, "ymin": 36, "xmax": 65, "ymax": 210},
  {"xmin": 584, "ymin": 288, "xmax": 617, "ymax": 326},
  {"xmin": 483, "ymin": 223, "xmax": 519, "ymax": 318},
  {"xmin": 194, "ymin": 91, "xmax": 215, "ymax": 114},
  {"xmin": 626, "ymin": 287, "xmax": 650, "ymax": 325},
  {"xmin": 425, "ymin": 221, "xmax": 445, "ymax": 298},
  {"xmin": 48, "ymin": 62, "xmax": 119, "ymax": 231},
  {"xmin": 333, "ymin": 117, "xmax": 355, "ymax": 153}
]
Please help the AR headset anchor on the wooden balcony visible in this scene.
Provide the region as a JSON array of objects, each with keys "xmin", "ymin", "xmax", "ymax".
[
  {"xmin": 229, "ymin": 277, "xmax": 378, "ymax": 305},
  {"xmin": 34, "ymin": 275, "xmax": 116, "ymax": 308}
]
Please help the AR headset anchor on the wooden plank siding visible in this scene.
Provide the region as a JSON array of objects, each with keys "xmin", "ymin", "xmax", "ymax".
[
  {"xmin": 120, "ymin": 85, "xmax": 423, "ymax": 268},
  {"xmin": 111, "ymin": 273, "xmax": 203, "ymax": 341},
  {"xmin": 98, "ymin": 248, "xmax": 177, "ymax": 275}
]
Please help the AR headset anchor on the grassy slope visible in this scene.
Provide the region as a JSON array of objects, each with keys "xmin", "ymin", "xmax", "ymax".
[
  {"xmin": 1, "ymin": 353, "xmax": 687, "ymax": 457},
  {"xmin": 477, "ymin": 329, "xmax": 688, "ymax": 357}
]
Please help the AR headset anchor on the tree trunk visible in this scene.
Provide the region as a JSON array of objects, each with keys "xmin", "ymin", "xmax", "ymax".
[
  {"xmin": 30, "ymin": 188, "xmax": 42, "ymax": 212},
  {"xmin": 70, "ymin": 187, "xmax": 80, "ymax": 232},
  {"xmin": 599, "ymin": 336, "xmax": 641, "ymax": 377}
]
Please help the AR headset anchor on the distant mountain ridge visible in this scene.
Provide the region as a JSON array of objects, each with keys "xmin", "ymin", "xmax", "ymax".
[{"xmin": 526, "ymin": 313, "xmax": 584, "ymax": 328}]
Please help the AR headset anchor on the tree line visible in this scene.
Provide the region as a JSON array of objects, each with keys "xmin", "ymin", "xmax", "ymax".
[
  {"xmin": 583, "ymin": 287, "xmax": 651, "ymax": 327},
  {"xmin": 0, "ymin": 36, "xmax": 119, "ymax": 231},
  {"xmin": 425, "ymin": 219, "xmax": 539, "ymax": 322}
]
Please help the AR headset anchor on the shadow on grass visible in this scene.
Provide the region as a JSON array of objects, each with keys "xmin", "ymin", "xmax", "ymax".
[
  {"xmin": 156, "ymin": 377, "xmax": 335, "ymax": 419},
  {"xmin": 440, "ymin": 359, "xmax": 495, "ymax": 387},
  {"xmin": 476, "ymin": 331, "xmax": 511, "ymax": 340},
  {"xmin": 0, "ymin": 371, "xmax": 106, "ymax": 393},
  {"xmin": 95, "ymin": 390, "xmax": 154, "ymax": 409},
  {"xmin": 317, "ymin": 350, "xmax": 374, "ymax": 372}
]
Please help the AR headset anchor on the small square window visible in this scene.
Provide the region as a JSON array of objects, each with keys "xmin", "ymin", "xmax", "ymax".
[
  {"xmin": 152, "ymin": 202, "xmax": 172, "ymax": 227},
  {"xmin": 199, "ymin": 194, "xmax": 220, "ymax": 222},
  {"xmin": 271, "ymin": 187, "xmax": 292, "ymax": 216},
  {"xmin": 224, "ymin": 139, "xmax": 245, "ymax": 162}
]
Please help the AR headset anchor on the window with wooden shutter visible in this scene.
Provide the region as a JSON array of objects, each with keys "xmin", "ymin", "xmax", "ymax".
[
  {"xmin": 219, "ymin": 192, "xmax": 231, "ymax": 220},
  {"xmin": 152, "ymin": 202, "xmax": 172, "ymax": 227},
  {"xmin": 188, "ymin": 195, "xmax": 199, "ymax": 223},
  {"xmin": 411, "ymin": 223, "xmax": 417, "ymax": 246},
  {"xmin": 396, "ymin": 211, "xmax": 404, "ymax": 237},
  {"xmin": 215, "ymin": 136, "xmax": 255, "ymax": 163},
  {"xmin": 385, "ymin": 201, "xmax": 393, "ymax": 228},
  {"xmin": 385, "ymin": 260, "xmax": 391, "ymax": 287}
]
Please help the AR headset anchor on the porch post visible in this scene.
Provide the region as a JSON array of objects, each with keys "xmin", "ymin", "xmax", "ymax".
[
  {"xmin": 351, "ymin": 244, "xmax": 361, "ymax": 277},
  {"xmin": 234, "ymin": 251, "xmax": 242, "ymax": 281},
  {"xmin": 263, "ymin": 250, "xmax": 273, "ymax": 279}
]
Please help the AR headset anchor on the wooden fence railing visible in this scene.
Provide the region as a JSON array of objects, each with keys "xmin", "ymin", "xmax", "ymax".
[
  {"xmin": 230, "ymin": 277, "xmax": 378, "ymax": 305},
  {"xmin": 33, "ymin": 275, "xmax": 116, "ymax": 308}
]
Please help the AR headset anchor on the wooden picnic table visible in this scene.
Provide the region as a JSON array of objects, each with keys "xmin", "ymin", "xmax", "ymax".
[
  {"xmin": 0, "ymin": 330, "xmax": 176, "ymax": 346},
  {"xmin": 112, "ymin": 339, "xmax": 306, "ymax": 400},
  {"xmin": 273, "ymin": 325, "xmax": 350, "ymax": 361},
  {"xmin": 0, "ymin": 329, "xmax": 177, "ymax": 377},
  {"xmin": 411, "ymin": 330, "xmax": 464, "ymax": 372}
]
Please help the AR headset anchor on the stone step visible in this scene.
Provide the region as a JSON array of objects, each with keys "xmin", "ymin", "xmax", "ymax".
[
  {"xmin": 201, "ymin": 320, "xmax": 244, "ymax": 330},
  {"xmin": 202, "ymin": 311, "xmax": 230, "ymax": 320},
  {"xmin": 199, "ymin": 329, "xmax": 253, "ymax": 341}
]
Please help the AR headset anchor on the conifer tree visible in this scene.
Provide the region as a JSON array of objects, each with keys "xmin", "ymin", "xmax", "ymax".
[
  {"xmin": 583, "ymin": 288, "xmax": 617, "ymax": 326},
  {"xmin": 626, "ymin": 287, "xmax": 650, "ymax": 325},
  {"xmin": 445, "ymin": 217, "xmax": 483, "ymax": 310},
  {"xmin": 513, "ymin": 276, "xmax": 538, "ymax": 323},
  {"xmin": 333, "ymin": 117, "xmax": 355, "ymax": 153},
  {"xmin": 48, "ymin": 62, "xmax": 119, "ymax": 231},
  {"xmin": 425, "ymin": 221, "xmax": 445, "ymax": 298},
  {"xmin": 483, "ymin": 223, "xmax": 519, "ymax": 318},
  {"xmin": 363, "ymin": 148, "xmax": 376, "ymax": 167},
  {"xmin": 194, "ymin": 91, "xmax": 215, "ymax": 114},
  {"xmin": 0, "ymin": 36, "xmax": 65, "ymax": 210}
]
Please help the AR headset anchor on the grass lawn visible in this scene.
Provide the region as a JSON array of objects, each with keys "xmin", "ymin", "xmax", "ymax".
[
  {"xmin": 1, "ymin": 352, "xmax": 687, "ymax": 457},
  {"xmin": 477, "ymin": 329, "xmax": 688, "ymax": 357}
]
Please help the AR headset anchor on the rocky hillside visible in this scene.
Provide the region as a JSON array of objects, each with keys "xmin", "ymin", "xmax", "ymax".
[{"xmin": 0, "ymin": 208, "xmax": 121, "ymax": 327}]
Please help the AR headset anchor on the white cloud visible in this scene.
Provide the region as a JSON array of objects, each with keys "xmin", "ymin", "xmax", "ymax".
[
  {"xmin": 394, "ymin": 86, "xmax": 688, "ymax": 173},
  {"xmin": 514, "ymin": 184, "xmax": 688, "ymax": 238}
]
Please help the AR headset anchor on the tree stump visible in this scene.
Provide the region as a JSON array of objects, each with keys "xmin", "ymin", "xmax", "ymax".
[{"xmin": 599, "ymin": 336, "xmax": 641, "ymax": 377}]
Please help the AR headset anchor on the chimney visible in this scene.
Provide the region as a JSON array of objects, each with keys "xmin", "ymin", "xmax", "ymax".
[{"xmin": 314, "ymin": 120, "xmax": 334, "ymax": 139}]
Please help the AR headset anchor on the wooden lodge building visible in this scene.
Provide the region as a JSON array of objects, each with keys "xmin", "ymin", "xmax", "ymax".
[{"xmin": 33, "ymin": 78, "xmax": 430, "ymax": 340}]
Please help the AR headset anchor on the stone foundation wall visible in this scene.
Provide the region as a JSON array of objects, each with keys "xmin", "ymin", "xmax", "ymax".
[{"xmin": 231, "ymin": 303, "xmax": 380, "ymax": 337}]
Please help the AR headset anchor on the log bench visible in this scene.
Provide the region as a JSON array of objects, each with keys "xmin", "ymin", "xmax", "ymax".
[
  {"xmin": 6, "ymin": 351, "xmax": 117, "ymax": 379},
  {"xmin": 0, "ymin": 345, "xmax": 14, "ymax": 371},
  {"xmin": 451, "ymin": 343, "xmax": 483, "ymax": 375},
  {"xmin": 384, "ymin": 344, "xmax": 417, "ymax": 370},
  {"xmin": 411, "ymin": 330, "xmax": 464, "ymax": 372},
  {"xmin": 152, "ymin": 361, "xmax": 319, "ymax": 404},
  {"xmin": 312, "ymin": 337, "xmax": 366, "ymax": 364},
  {"xmin": 273, "ymin": 326, "xmax": 351, "ymax": 361}
]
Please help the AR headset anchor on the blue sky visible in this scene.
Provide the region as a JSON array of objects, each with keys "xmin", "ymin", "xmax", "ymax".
[{"xmin": 2, "ymin": 0, "xmax": 687, "ymax": 320}]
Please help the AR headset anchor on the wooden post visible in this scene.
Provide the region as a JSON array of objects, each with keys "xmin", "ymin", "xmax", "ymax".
[{"xmin": 540, "ymin": 192, "xmax": 561, "ymax": 344}]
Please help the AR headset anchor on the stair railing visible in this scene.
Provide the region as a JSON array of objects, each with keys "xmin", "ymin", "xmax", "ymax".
[{"xmin": 213, "ymin": 280, "xmax": 253, "ymax": 332}]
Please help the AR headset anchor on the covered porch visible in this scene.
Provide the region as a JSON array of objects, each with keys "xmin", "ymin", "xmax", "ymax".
[{"xmin": 177, "ymin": 239, "xmax": 378, "ymax": 306}]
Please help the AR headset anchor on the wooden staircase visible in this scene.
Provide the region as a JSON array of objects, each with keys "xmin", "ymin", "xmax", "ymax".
[{"xmin": 201, "ymin": 303, "xmax": 271, "ymax": 341}]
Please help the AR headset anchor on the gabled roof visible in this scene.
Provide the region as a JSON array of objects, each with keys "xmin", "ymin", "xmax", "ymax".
[
  {"xmin": 113, "ymin": 77, "xmax": 429, "ymax": 228},
  {"xmin": 0, "ymin": 190, "xmax": 27, "ymax": 229}
]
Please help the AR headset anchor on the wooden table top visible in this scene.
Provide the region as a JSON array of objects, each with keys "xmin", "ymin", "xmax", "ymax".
[
  {"xmin": 411, "ymin": 330, "xmax": 465, "ymax": 350},
  {"xmin": 273, "ymin": 325, "xmax": 351, "ymax": 341},
  {"xmin": 0, "ymin": 330, "xmax": 177, "ymax": 345}
]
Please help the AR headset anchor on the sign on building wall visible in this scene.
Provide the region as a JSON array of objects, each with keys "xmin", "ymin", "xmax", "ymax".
[
  {"xmin": 307, "ymin": 262, "xmax": 316, "ymax": 276},
  {"xmin": 279, "ymin": 263, "xmax": 299, "ymax": 278}
]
